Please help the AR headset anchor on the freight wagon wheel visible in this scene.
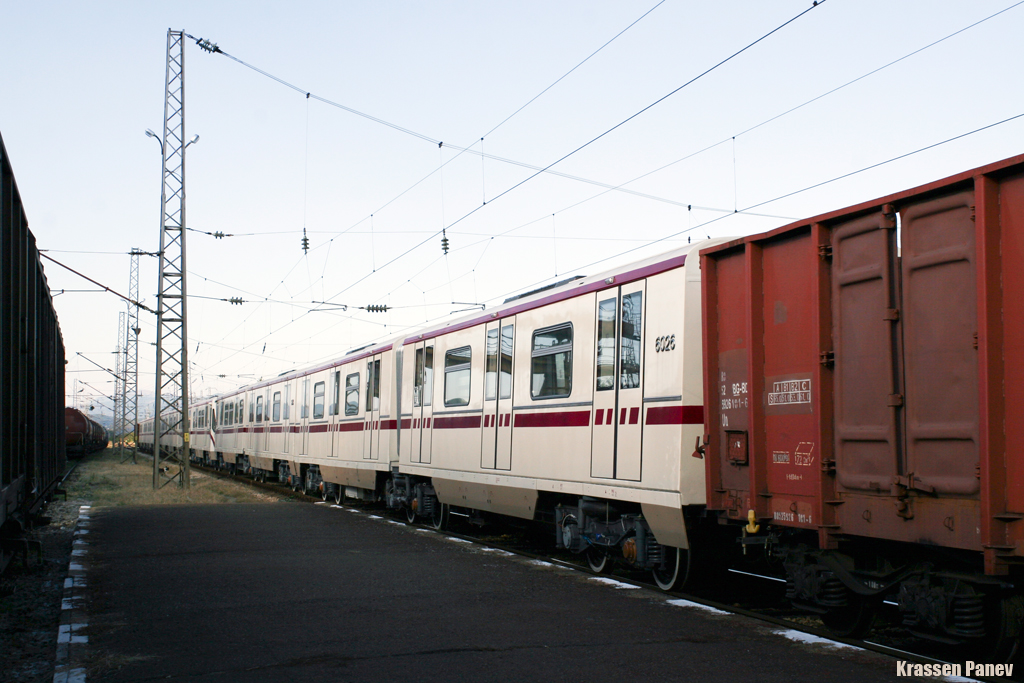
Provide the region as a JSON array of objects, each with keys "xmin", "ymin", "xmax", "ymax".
[
  {"xmin": 430, "ymin": 503, "xmax": 449, "ymax": 531},
  {"xmin": 972, "ymin": 594, "xmax": 1023, "ymax": 663},
  {"xmin": 820, "ymin": 596, "xmax": 877, "ymax": 639},
  {"xmin": 652, "ymin": 546, "xmax": 690, "ymax": 592},
  {"xmin": 586, "ymin": 548, "xmax": 610, "ymax": 574}
]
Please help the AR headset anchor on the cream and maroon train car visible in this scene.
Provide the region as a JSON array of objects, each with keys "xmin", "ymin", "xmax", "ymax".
[
  {"xmin": 189, "ymin": 398, "xmax": 218, "ymax": 466},
  {"xmin": 205, "ymin": 339, "xmax": 403, "ymax": 498},
  {"xmin": 386, "ymin": 239, "xmax": 725, "ymax": 589}
]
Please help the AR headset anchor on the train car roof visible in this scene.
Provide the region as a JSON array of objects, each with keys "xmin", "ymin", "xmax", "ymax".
[{"xmin": 180, "ymin": 238, "xmax": 719, "ymax": 410}]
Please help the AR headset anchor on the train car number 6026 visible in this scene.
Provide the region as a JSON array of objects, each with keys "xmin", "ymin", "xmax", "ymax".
[{"xmin": 655, "ymin": 334, "xmax": 676, "ymax": 352}]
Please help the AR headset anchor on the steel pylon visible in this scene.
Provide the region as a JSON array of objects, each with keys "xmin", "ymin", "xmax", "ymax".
[
  {"xmin": 152, "ymin": 29, "xmax": 191, "ymax": 489},
  {"xmin": 121, "ymin": 248, "xmax": 142, "ymax": 464}
]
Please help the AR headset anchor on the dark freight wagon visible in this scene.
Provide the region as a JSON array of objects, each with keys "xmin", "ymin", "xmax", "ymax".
[
  {"xmin": 0, "ymin": 130, "xmax": 66, "ymax": 573},
  {"xmin": 699, "ymin": 153, "xmax": 1024, "ymax": 656}
]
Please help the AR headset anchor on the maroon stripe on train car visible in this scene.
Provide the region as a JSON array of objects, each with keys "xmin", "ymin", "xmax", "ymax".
[
  {"xmin": 425, "ymin": 417, "xmax": 431, "ymax": 428},
  {"xmin": 269, "ymin": 426, "xmax": 284, "ymax": 433},
  {"xmin": 309, "ymin": 424, "xmax": 331, "ymax": 433},
  {"xmin": 433, "ymin": 415, "xmax": 482, "ymax": 429},
  {"xmin": 645, "ymin": 405, "xmax": 705, "ymax": 425},
  {"xmin": 619, "ymin": 408, "xmax": 626, "ymax": 425},
  {"xmin": 629, "ymin": 407, "xmax": 640, "ymax": 425},
  {"xmin": 290, "ymin": 426, "xmax": 301, "ymax": 433},
  {"xmin": 606, "ymin": 410, "xmax": 613, "ymax": 425},
  {"xmin": 337, "ymin": 422, "xmax": 364, "ymax": 433},
  {"xmin": 401, "ymin": 418, "xmax": 412, "ymax": 429},
  {"xmin": 514, "ymin": 410, "xmax": 591, "ymax": 428},
  {"xmin": 381, "ymin": 419, "xmax": 398, "ymax": 430}
]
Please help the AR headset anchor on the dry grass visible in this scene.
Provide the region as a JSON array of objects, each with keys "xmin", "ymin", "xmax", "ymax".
[{"xmin": 64, "ymin": 448, "xmax": 283, "ymax": 507}]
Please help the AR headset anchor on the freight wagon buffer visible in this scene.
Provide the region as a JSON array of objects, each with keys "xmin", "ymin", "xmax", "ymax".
[{"xmin": 701, "ymin": 154, "xmax": 1024, "ymax": 659}]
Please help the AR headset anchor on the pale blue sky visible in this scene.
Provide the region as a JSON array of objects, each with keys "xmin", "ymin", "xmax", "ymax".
[{"xmin": 2, "ymin": 1, "xmax": 1022, "ymax": 417}]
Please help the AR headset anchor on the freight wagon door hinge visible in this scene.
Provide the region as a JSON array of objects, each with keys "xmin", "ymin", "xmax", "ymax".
[
  {"xmin": 818, "ymin": 243, "xmax": 833, "ymax": 260},
  {"xmin": 819, "ymin": 351, "xmax": 835, "ymax": 366},
  {"xmin": 880, "ymin": 204, "xmax": 897, "ymax": 229},
  {"xmin": 883, "ymin": 308, "xmax": 900, "ymax": 322}
]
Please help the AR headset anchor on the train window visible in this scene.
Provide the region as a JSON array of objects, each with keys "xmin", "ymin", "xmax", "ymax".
[
  {"xmin": 249, "ymin": 398, "xmax": 254, "ymax": 423},
  {"xmin": 330, "ymin": 371, "xmax": 340, "ymax": 415},
  {"xmin": 365, "ymin": 359, "xmax": 381, "ymax": 412},
  {"xmin": 414, "ymin": 347, "xmax": 435, "ymax": 407},
  {"xmin": 283, "ymin": 383, "xmax": 290, "ymax": 420},
  {"xmin": 273, "ymin": 392, "xmax": 281, "ymax": 422},
  {"xmin": 301, "ymin": 379, "xmax": 310, "ymax": 419},
  {"xmin": 345, "ymin": 373, "xmax": 359, "ymax": 416},
  {"xmin": 423, "ymin": 346, "xmax": 433, "ymax": 406},
  {"xmin": 413, "ymin": 348, "xmax": 424, "ymax": 407},
  {"xmin": 211, "ymin": 408, "xmax": 217, "ymax": 430},
  {"xmin": 499, "ymin": 325, "xmax": 513, "ymax": 400},
  {"xmin": 596, "ymin": 297, "xmax": 616, "ymax": 391},
  {"xmin": 313, "ymin": 382, "xmax": 326, "ymax": 419},
  {"xmin": 485, "ymin": 328, "xmax": 499, "ymax": 401},
  {"xmin": 226, "ymin": 402, "xmax": 233, "ymax": 426},
  {"xmin": 444, "ymin": 346, "xmax": 472, "ymax": 407},
  {"xmin": 256, "ymin": 395, "xmax": 264, "ymax": 422},
  {"xmin": 240, "ymin": 400, "xmax": 246, "ymax": 423},
  {"xmin": 531, "ymin": 324, "xmax": 573, "ymax": 399},
  {"xmin": 620, "ymin": 291, "xmax": 642, "ymax": 390}
]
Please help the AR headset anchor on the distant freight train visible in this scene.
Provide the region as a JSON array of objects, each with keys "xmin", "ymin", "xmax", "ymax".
[
  {"xmin": 65, "ymin": 407, "xmax": 108, "ymax": 458},
  {"xmin": 139, "ymin": 153, "xmax": 1024, "ymax": 660}
]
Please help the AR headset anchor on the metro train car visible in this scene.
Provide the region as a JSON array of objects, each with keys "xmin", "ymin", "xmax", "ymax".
[
  {"xmin": 138, "ymin": 153, "xmax": 1024, "ymax": 658},
  {"xmin": 65, "ymin": 406, "xmax": 109, "ymax": 458},
  {"xmin": 142, "ymin": 237, "xmax": 725, "ymax": 590}
]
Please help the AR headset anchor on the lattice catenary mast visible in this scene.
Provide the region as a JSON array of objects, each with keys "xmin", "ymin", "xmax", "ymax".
[
  {"xmin": 121, "ymin": 248, "xmax": 142, "ymax": 464},
  {"xmin": 114, "ymin": 310, "xmax": 126, "ymax": 451},
  {"xmin": 152, "ymin": 29, "xmax": 192, "ymax": 489}
]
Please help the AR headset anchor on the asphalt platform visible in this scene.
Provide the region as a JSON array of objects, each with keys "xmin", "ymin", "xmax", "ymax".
[{"xmin": 80, "ymin": 500, "xmax": 911, "ymax": 682}]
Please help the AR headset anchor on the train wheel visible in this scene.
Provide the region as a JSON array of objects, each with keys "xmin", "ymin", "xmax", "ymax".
[
  {"xmin": 333, "ymin": 485, "xmax": 344, "ymax": 505},
  {"xmin": 821, "ymin": 596, "xmax": 878, "ymax": 638},
  {"xmin": 973, "ymin": 594, "xmax": 1024, "ymax": 663},
  {"xmin": 430, "ymin": 503, "xmax": 449, "ymax": 531},
  {"xmin": 405, "ymin": 505, "xmax": 417, "ymax": 524},
  {"xmin": 586, "ymin": 548, "xmax": 610, "ymax": 574},
  {"xmin": 652, "ymin": 546, "xmax": 690, "ymax": 592},
  {"xmin": 321, "ymin": 483, "xmax": 330, "ymax": 502}
]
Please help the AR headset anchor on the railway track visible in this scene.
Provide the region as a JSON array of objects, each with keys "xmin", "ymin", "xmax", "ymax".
[{"xmin": 192, "ymin": 461, "xmax": 1011, "ymax": 681}]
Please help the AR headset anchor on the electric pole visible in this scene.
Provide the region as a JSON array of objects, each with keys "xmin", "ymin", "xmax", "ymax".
[{"xmin": 152, "ymin": 29, "xmax": 193, "ymax": 489}]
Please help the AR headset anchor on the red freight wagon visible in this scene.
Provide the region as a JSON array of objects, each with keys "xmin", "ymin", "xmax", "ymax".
[{"xmin": 700, "ymin": 153, "xmax": 1024, "ymax": 656}]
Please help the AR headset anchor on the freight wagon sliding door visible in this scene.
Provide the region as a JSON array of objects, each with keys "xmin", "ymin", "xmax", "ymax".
[
  {"xmin": 832, "ymin": 193, "xmax": 981, "ymax": 548},
  {"xmin": 591, "ymin": 283, "xmax": 645, "ymax": 481},
  {"xmin": 832, "ymin": 211, "xmax": 902, "ymax": 492},
  {"xmin": 481, "ymin": 319, "xmax": 515, "ymax": 470},
  {"xmin": 410, "ymin": 343, "xmax": 434, "ymax": 464},
  {"xmin": 899, "ymin": 192, "xmax": 979, "ymax": 497}
]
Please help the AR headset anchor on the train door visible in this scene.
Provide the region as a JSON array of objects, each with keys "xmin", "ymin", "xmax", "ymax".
[
  {"xmin": 300, "ymin": 378, "xmax": 310, "ymax": 456},
  {"xmin": 246, "ymin": 391, "xmax": 254, "ymax": 452},
  {"xmin": 591, "ymin": 283, "xmax": 646, "ymax": 481},
  {"xmin": 282, "ymin": 382, "xmax": 291, "ymax": 454},
  {"xmin": 410, "ymin": 342, "xmax": 435, "ymax": 464},
  {"xmin": 481, "ymin": 320, "xmax": 515, "ymax": 470},
  {"xmin": 363, "ymin": 355, "xmax": 382, "ymax": 460}
]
